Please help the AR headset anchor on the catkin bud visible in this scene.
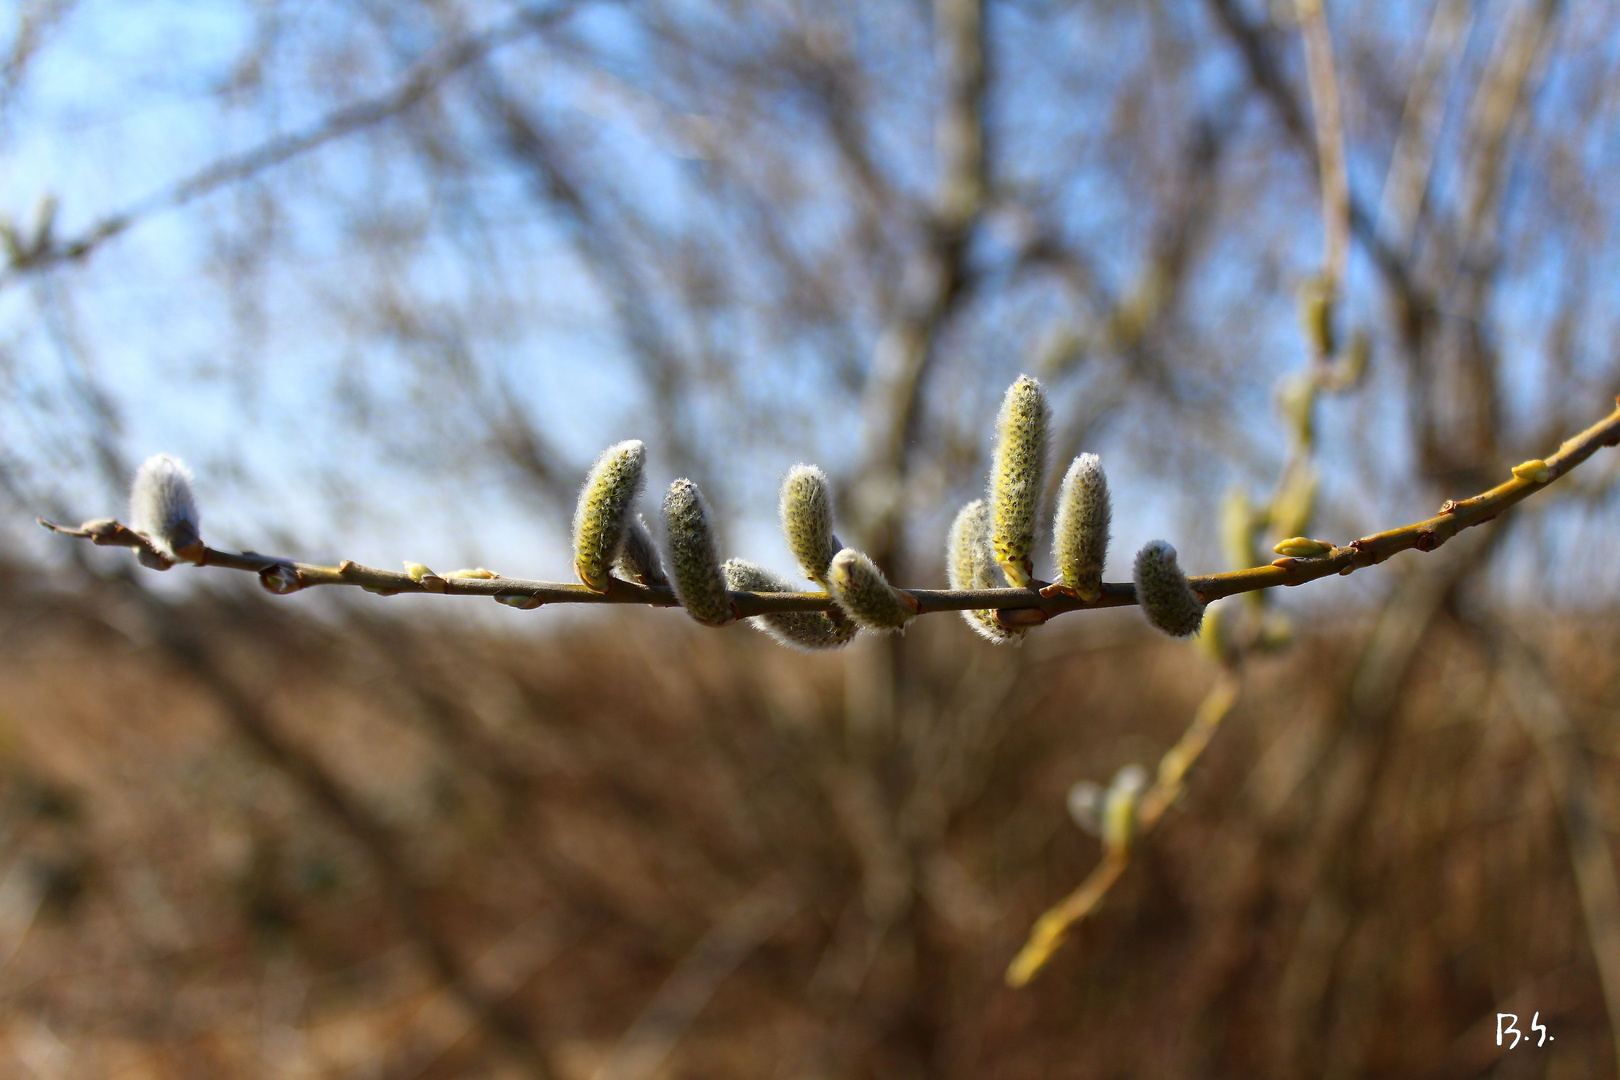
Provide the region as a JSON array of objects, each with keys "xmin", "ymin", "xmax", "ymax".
[
  {"xmin": 1511, "ymin": 458, "xmax": 1551, "ymax": 483},
  {"xmin": 1052, "ymin": 454, "xmax": 1110, "ymax": 601},
  {"xmin": 572, "ymin": 440, "xmax": 647, "ymax": 592},
  {"xmin": 1272, "ymin": 536, "xmax": 1334, "ymax": 559},
  {"xmin": 1102, "ymin": 764, "xmax": 1148, "ymax": 853},
  {"xmin": 947, "ymin": 500, "xmax": 1022, "ymax": 643},
  {"xmin": 780, "ymin": 464, "xmax": 840, "ymax": 587},
  {"xmin": 722, "ymin": 559, "xmax": 857, "ymax": 651},
  {"xmin": 1133, "ymin": 540, "xmax": 1204, "ymax": 637},
  {"xmin": 405, "ymin": 561, "xmax": 448, "ymax": 593},
  {"xmin": 828, "ymin": 549, "xmax": 916, "ymax": 632},
  {"xmin": 663, "ymin": 478, "xmax": 735, "ymax": 626},
  {"xmin": 988, "ymin": 376, "xmax": 1050, "ymax": 587},
  {"xmin": 129, "ymin": 454, "xmax": 203, "ymax": 563},
  {"xmin": 614, "ymin": 512, "xmax": 667, "ymax": 587},
  {"xmin": 1067, "ymin": 781, "xmax": 1104, "ymax": 836}
]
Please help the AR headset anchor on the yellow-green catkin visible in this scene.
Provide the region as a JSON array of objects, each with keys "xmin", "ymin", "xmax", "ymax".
[
  {"xmin": 663, "ymin": 478, "xmax": 734, "ymax": 626},
  {"xmin": 828, "ymin": 549, "xmax": 915, "ymax": 632},
  {"xmin": 988, "ymin": 375, "xmax": 1050, "ymax": 587},
  {"xmin": 1133, "ymin": 540, "xmax": 1204, "ymax": 637},
  {"xmin": 572, "ymin": 440, "xmax": 647, "ymax": 592},
  {"xmin": 780, "ymin": 464, "xmax": 840, "ymax": 587},
  {"xmin": 722, "ymin": 559, "xmax": 857, "ymax": 651},
  {"xmin": 1101, "ymin": 764, "xmax": 1148, "ymax": 852},
  {"xmin": 947, "ymin": 500, "xmax": 1022, "ymax": 643},
  {"xmin": 129, "ymin": 454, "xmax": 203, "ymax": 565},
  {"xmin": 614, "ymin": 512, "xmax": 667, "ymax": 587},
  {"xmin": 1052, "ymin": 453, "xmax": 1110, "ymax": 601}
]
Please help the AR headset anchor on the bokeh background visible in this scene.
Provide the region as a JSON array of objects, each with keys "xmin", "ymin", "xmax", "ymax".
[{"xmin": 3, "ymin": 0, "xmax": 1620, "ymax": 1076}]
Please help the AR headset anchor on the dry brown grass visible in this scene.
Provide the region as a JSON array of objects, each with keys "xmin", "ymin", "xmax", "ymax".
[{"xmin": 0, "ymin": 573, "xmax": 1616, "ymax": 1078}]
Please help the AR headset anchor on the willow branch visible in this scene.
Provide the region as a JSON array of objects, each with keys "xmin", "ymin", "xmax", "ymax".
[{"xmin": 39, "ymin": 399, "xmax": 1620, "ymax": 622}]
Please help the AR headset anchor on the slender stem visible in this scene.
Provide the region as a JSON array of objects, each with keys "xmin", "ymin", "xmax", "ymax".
[{"xmin": 41, "ymin": 400, "xmax": 1620, "ymax": 620}]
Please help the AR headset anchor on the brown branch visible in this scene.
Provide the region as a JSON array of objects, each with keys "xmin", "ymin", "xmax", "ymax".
[{"xmin": 40, "ymin": 399, "xmax": 1620, "ymax": 624}]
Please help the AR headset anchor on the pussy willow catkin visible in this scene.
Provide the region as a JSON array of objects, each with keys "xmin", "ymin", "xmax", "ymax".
[
  {"xmin": 989, "ymin": 375, "xmax": 1050, "ymax": 587},
  {"xmin": 1052, "ymin": 453, "xmax": 1110, "ymax": 601},
  {"xmin": 779, "ymin": 464, "xmax": 840, "ymax": 587},
  {"xmin": 615, "ymin": 512, "xmax": 667, "ymax": 587},
  {"xmin": 129, "ymin": 454, "xmax": 203, "ymax": 565},
  {"xmin": 663, "ymin": 478, "xmax": 735, "ymax": 626},
  {"xmin": 947, "ymin": 500, "xmax": 1022, "ymax": 643},
  {"xmin": 723, "ymin": 559, "xmax": 857, "ymax": 650},
  {"xmin": 572, "ymin": 440, "xmax": 647, "ymax": 592},
  {"xmin": 828, "ymin": 549, "xmax": 915, "ymax": 632},
  {"xmin": 1133, "ymin": 540, "xmax": 1204, "ymax": 637}
]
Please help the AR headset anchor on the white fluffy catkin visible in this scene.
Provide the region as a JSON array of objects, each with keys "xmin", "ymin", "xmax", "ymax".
[
  {"xmin": 663, "ymin": 478, "xmax": 734, "ymax": 626},
  {"xmin": 827, "ymin": 549, "xmax": 915, "ymax": 632},
  {"xmin": 1052, "ymin": 453, "xmax": 1110, "ymax": 601},
  {"xmin": 988, "ymin": 375, "xmax": 1050, "ymax": 587},
  {"xmin": 779, "ymin": 464, "xmax": 840, "ymax": 587},
  {"xmin": 572, "ymin": 440, "xmax": 647, "ymax": 592},
  {"xmin": 723, "ymin": 559, "xmax": 857, "ymax": 651},
  {"xmin": 614, "ymin": 512, "xmax": 667, "ymax": 587},
  {"xmin": 1132, "ymin": 540, "xmax": 1204, "ymax": 637},
  {"xmin": 129, "ymin": 454, "xmax": 203, "ymax": 563},
  {"xmin": 947, "ymin": 500, "xmax": 1022, "ymax": 643}
]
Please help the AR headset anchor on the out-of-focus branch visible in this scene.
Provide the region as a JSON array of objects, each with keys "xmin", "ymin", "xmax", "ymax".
[
  {"xmin": 1376, "ymin": 0, "xmax": 1472, "ymax": 253},
  {"xmin": 39, "ymin": 399, "xmax": 1620, "ymax": 620},
  {"xmin": 852, "ymin": 0, "xmax": 987, "ymax": 568},
  {"xmin": 0, "ymin": 3, "xmax": 576, "ymax": 287},
  {"xmin": 1295, "ymin": 0, "xmax": 1348, "ymax": 289},
  {"xmin": 1006, "ymin": 671, "xmax": 1242, "ymax": 986}
]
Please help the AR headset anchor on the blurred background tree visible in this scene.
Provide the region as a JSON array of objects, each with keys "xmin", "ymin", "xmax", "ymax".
[{"xmin": 3, "ymin": 0, "xmax": 1620, "ymax": 1076}]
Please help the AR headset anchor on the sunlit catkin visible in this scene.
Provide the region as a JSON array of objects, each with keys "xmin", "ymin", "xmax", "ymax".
[
  {"xmin": 572, "ymin": 440, "xmax": 647, "ymax": 592},
  {"xmin": 1133, "ymin": 540, "xmax": 1204, "ymax": 637},
  {"xmin": 780, "ymin": 464, "xmax": 840, "ymax": 586},
  {"xmin": 614, "ymin": 512, "xmax": 667, "ymax": 587},
  {"xmin": 1052, "ymin": 453, "xmax": 1110, "ymax": 601},
  {"xmin": 129, "ymin": 454, "xmax": 203, "ymax": 564},
  {"xmin": 828, "ymin": 549, "xmax": 916, "ymax": 632},
  {"xmin": 988, "ymin": 375, "xmax": 1049, "ymax": 586},
  {"xmin": 663, "ymin": 478, "xmax": 734, "ymax": 626},
  {"xmin": 947, "ymin": 500, "xmax": 1021, "ymax": 643},
  {"xmin": 723, "ymin": 559, "xmax": 857, "ymax": 650}
]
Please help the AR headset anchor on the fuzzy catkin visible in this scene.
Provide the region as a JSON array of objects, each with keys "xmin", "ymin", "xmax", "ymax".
[
  {"xmin": 947, "ymin": 500, "xmax": 1022, "ymax": 643},
  {"xmin": 988, "ymin": 376, "xmax": 1050, "ymax": 587},
  {"xmin": 779, "ymin": 464, "xmax": 840, "ymax": 586},
  {"xmin": 1133, "ymin": 540, "xmax": 1204, "ymax": 637},
  {"xmin": 615, "ymin": 512, "xmax": 667, "ymax": 587},
  {"xmin": 1052, "ymin": 453, "xmax": 1110, "ymax": 601},
  {"xmin": 572, "ymin": 440, "xmax": 647, "ymax": 592},
  {"xmin": 663, "ymin": 478, "xmax": 734, "ymax": 626},
  {"xmin": 723, "ymin": 559, "xmax": 857, "ymax": 651},
  {"xmin": 827, "ymin": 549, "xmax": 914, "ymax": 632},
  {"xmin": 129, "ymin": 454, "xmax": 203, "ymax": 563}
]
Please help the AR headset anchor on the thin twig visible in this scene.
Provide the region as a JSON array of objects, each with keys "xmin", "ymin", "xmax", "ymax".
[{"xmin": 39, "ymin": 399, "xmax": 1620, "ymax": 623}]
